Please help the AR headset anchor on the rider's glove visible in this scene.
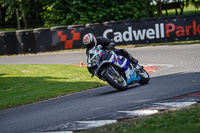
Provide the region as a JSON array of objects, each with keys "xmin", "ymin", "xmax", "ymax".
[
  {"xmin": 109, "ymin": 42, "xmax": 115, "ymax": 47},
  {"xmin": 106, "ymin": 42, "xmax": 115, "ymax": 50}
]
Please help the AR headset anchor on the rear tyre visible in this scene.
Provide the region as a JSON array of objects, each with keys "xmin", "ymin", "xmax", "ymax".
[
  {"xmin": 102, "ymin": 68, "xmax": 128, "ymax": 91},
  {"xmin": 138, "ymin": 68, "xmax": 150, "ymax": 85}
]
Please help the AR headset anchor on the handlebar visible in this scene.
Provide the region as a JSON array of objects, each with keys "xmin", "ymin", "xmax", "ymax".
[{"xmin": 96, "ymin": 45, "xmax": 102, "ymax": 50}]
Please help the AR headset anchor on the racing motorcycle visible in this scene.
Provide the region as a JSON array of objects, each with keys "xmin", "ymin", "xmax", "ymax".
[{"xmin": 87, "ymin": 45, "xmax": 150, "ymax": 91}]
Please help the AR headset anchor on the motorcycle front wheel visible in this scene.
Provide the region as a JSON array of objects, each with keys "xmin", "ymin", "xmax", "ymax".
[
  {"xmin": 102, "ymin": 68, "xmax": 128, "ymax": 91},
  {"xmin": 138, "ymin": 68, "xmax": 150, "ymax": 85}
]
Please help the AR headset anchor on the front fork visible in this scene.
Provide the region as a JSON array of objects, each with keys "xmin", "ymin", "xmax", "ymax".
[{"xmin": 101, "ymin": 65, "xmax": 119, "ymax": 77}]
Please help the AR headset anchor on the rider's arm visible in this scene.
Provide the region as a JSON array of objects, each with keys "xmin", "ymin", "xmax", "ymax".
[
  {"xmin": 87, "ymin": 67, "xmax": 94, "ymax": 74},
  {"xmin": 87, "ymin": 65, "xmax": 97, "ymax": 76},
  {"xmin": 96, "ymin": 37, "xmax": 116, "ymax": 50}
]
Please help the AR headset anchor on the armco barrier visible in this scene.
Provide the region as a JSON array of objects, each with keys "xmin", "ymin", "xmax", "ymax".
[
  {"xmin": 0, "ymin": 31, "xmax": 21, "ymax": 55},
  {"xmin": 16, "ymin": 30, "xmax": 37, "ymax": 53},
  {"xmin": 33, "ymin": 28, "xmax": 52, "ymax": 52}
]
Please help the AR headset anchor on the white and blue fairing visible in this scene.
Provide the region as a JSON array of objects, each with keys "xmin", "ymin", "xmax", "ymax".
[{"xmin": 96, "ymin": 50, "xmax": 141, "ymax": 84}]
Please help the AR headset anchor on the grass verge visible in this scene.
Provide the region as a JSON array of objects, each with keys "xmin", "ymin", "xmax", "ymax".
[
  {"xmin": 0, "ymin": 64, "xmax": 107, "ymax": 110},
  {"xmin": 78, "ymin": 103, "xmax": 200, "ymax": 133}
]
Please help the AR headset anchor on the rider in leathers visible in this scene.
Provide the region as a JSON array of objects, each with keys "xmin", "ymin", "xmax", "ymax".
[{"xmin": 83, "ymin": 33, "xmax": 140, "ymax": 75}]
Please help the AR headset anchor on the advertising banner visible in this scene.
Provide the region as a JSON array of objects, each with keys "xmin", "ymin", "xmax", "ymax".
[
  {"xmin": 88, "ymin": 15, "xmax": 200, "ymax": 45},
  {"xmin": 0, "ymin": 14, "xmax": 200, "ymax": 55},
  {"xmin": 55, "ymin": 15, "xmax": 200, "ymax": 49}
]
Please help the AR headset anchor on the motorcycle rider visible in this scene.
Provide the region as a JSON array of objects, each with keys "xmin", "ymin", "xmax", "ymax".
[{"xmin": 83, "ymin": 33, "xmax": 141, "ymax": 75}]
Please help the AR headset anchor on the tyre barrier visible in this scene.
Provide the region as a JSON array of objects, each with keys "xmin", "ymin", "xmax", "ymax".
[
  {"xmin": 0, "ymin": 14, "xmax": 200, "ymax": 55},
  {"xmin": 103, "ymin": 21, "xmax": 121, "ymax": 27},
  {"xmin": 16, "ymin": 30, "xmax": 37, "ymax": 53},
  {"xmin": 68, "ymin": 24, "xmax": 85, "ymax": 33},
  {"xmin": 33, "ymin": 28, "xmax": 52, "ymax": 52},
  {"xmin": 119, "ymin": 19, "xmax": 140, "ymax": 26},
  {"xmin": 50, "ymin": 26, "xmax": 68, "ymax": 50},
  {"xmin": 85, "ymin": 23, "xmax": 104, "ymax": 28},
  {"xmin": 0, "ymin": 31, "xmax": 21, "ymax": 55},
  {"xmin": 0, "ymin": 34, "xmax": 6, "ymax": 55},
  {"xmin": 67, "ymin": 24, "xmax": 85, "ymax": 30}
]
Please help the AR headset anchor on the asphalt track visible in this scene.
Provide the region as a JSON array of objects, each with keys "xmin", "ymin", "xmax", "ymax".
[{"xmin": 0, "ymin": 44, "xmax": 200, "ymax": 133}]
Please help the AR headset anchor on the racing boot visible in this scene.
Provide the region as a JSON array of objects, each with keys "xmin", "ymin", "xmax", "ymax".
[
  {"xmin": 128, "ymin": 53, "xmax": 143, "ymax": 71},
  {"xmin": 114, "ymin": 49, "xmax": 142, "ymax": 70},
  {"xmin": 127, "ymin": 53, "xmax": 138, "ymax": 66},
  {"xmin": 116, "ymin": 49, "xmax": 138, "ymax": 66}
]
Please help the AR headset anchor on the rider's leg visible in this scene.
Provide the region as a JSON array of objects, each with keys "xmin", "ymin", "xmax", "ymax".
[{"xmin": 114, "ymin": 49, "xmax": 138, "ymax": 66}]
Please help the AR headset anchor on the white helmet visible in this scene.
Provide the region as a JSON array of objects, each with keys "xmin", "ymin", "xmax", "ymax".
[{"xmin": 83, "ymin": 33, "xmax": 97, "ymax": 48}]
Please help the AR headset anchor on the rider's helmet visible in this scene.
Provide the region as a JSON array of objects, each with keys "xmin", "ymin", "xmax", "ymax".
[{"xmin": 83, "ymin": 33, "xmax": 97, "ymax": 49}]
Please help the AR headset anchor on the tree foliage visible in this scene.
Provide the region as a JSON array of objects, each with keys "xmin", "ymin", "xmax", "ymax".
[
  {"xmin": 0, "ymin": 0, "xmax": 43, "ymax": 29},
  {"xmin": 1, "ymin": 0, "xmax": 199, "ymax": 28},
  {"xmin": 190, "ymin": 0, "xmax": 200, "ymax": 10},
  {"xmin": 41, "ymin": 0, "xmax": 154, "ymax": 27}
]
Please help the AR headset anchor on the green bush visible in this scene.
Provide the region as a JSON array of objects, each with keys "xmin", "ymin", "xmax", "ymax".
[{"xmin": 41, "ymin": 0, "xmax": 153, "ymax": 27}]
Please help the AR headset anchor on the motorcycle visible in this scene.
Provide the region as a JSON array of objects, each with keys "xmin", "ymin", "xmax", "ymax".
[{"xmin": 87, "ymin": 45, "xmax": 150, "ymax": 91}]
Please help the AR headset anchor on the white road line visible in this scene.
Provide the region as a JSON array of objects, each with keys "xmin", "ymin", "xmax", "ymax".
[
  {"xmin": 153, "ymin": 102, "xmax": 197, "ymax": 108},
  {"xmin": 75, "ymin": 120, "xmax": 117, "ymax": 129},
  {"xmin": 33, "ymin": 131, "xmax": 73, "ymax": 133},
  {"xmin": 118, "ymin": 110, "xmax": 158, "ymax": 116}
]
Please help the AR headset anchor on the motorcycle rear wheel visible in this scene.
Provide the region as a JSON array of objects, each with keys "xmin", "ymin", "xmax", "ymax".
[{"xmin": 102, "ymin": 68, "xmax": 128, "ymax": 91}]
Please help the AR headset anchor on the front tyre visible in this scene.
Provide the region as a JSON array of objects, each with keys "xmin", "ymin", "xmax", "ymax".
[
  {"xmin": 102, "ymin": 68, "xmax": 128, "ymax": 91},
  {"xmin": 138, "ymin": 68, "xmax": 150, "ymax": 85}
]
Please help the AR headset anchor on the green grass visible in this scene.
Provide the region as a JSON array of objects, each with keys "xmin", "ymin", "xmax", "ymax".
[
  {"xmin": 0, "ymin": 64, "xmax": 107, "ymax": 110},
  {"xmin": 160, "ymin": 5, "xmax": 198, "ymax": 16},
  {"xmin": 183, "ymin": 5, "xmax": 199, "ymax": 14},
  {"xmin": 79, "ymin": 103, "xmax": 200, "ymax": 133},
  {"xmin": 0, "ymin": 28, "xmax": 17, "ymax": 32}
]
